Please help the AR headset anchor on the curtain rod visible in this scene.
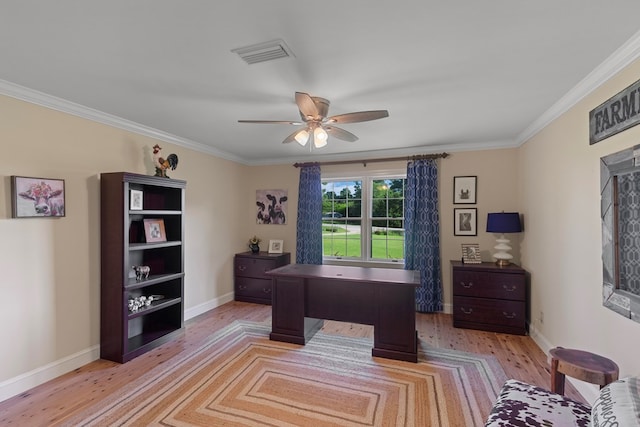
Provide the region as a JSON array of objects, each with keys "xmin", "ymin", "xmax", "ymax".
[{"xmin": 293, "ymin": 152, "xmax": 449, "ymax": 168}]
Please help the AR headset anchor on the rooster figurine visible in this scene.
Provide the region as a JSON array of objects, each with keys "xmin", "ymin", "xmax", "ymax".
[{"xmin": 152, "ymin": 144, "xmax": 179, "ymax": 178}]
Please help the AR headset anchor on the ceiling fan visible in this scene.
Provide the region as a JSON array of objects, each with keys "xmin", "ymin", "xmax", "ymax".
[{"xmin": 238, "ymin": 92, "xmax": 389, "ymax": 148}]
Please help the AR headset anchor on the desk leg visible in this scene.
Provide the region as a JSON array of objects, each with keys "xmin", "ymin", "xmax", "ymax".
[
  {"xmin": 270, "ymin": 276, "xmax": 324, "ymax": 345},
  {"xmin": 372, "ymin": 284, "xmax": 418, "ymax": 363}
]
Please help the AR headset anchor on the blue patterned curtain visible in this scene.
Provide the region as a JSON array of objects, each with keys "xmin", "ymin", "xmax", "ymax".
[
  {"xmin": 296, "ymin": 163, "xmax": 323, "ymax": 264},
  {"xmin": 405, "ymin": 159, "xmax": 442, "ymax": 312}
]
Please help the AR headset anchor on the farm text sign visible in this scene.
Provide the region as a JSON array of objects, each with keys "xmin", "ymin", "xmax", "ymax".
[{"xmin": 589, "ymin": 78, "xmax": 640, "ymax": 145}]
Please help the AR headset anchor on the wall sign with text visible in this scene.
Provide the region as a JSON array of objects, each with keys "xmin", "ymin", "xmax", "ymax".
[{"xmin": 589, "ymin": 78, "xmax": 640, "ymax": 145}]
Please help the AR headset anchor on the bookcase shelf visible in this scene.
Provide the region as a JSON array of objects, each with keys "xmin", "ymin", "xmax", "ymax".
[{"xmin": 100, "ymin": 172, "xmax": 186, "ymax": 363}]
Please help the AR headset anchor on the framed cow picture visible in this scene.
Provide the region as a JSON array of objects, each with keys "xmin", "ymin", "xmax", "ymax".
[{"xmin": 11, "ymin": 176, "xmax": 66, "ymax": 218}]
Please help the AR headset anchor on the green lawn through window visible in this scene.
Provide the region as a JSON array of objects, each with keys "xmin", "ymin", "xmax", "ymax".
[{"xmin": 322, "ymin": 233, "xmax": 404, "ymax": 260}]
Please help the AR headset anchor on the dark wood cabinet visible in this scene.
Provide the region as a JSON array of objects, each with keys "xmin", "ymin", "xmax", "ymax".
[
  {"xmin": 100, "ymin": 172, "xmax": 186, "ymax": 363},
  {"xmin": 234, "ymin": 251, "xmax": 291, "ymax": 304},
  {"xmin": 451, "ymin": 260, "xmax": 528, "ymax": 335}
]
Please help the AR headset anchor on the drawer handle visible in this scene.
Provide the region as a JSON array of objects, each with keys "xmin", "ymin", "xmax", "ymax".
[
  {"xmin": 503, "ymin": 285, "xmax": 516, "ymax": 292},
  {"xmin": 238, "ymin": 285, "xmax": 247, "ymax": 290},
  {"xmin": 461, "ymin": 307, "xmax": 473, "ymax": 314},
  {"xmin": 460, "ymin": 281, "xmax": 473, "ymax": 288},
  {"xmin": 238, "ymin": 265, "xmax": 247, "ymax": 271},
  {"xmin": 502, "ymin": 311, "xmax": 516, "ymax": 319},
  {"xmin": 263, "ymin": 288, "xmax": 272, "ymax": 294}
]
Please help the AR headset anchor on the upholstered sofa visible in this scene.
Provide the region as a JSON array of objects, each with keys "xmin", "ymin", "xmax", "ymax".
[{"xmin": 485, "ymin": 376, "xmax": 640, "ymax": 426}]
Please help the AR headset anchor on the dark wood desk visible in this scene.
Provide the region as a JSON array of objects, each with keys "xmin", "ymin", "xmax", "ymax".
[{"xmin": 266, "ymin": 264, "xmax": 420, "ymax": 362}]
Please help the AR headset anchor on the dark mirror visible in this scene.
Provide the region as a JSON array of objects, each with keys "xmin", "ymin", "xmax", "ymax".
[{"xmin": 601, "ymin": 145, "xmax": 640, "ymax": 322}]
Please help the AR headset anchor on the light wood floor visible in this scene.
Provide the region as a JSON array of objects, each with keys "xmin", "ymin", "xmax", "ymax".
[{"xmin": 0, "ymin": 301, "xmax": 585, "ymax": 425}]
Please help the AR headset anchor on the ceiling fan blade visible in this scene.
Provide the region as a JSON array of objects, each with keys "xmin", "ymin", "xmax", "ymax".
[
  {"xmin": 325, "ymin": 126, "xmax": 359, "ymax": 142},
  {"xmin": 326, "ymin": 110, "xmax": 389, "ymax": 124},
  {"xmin": 238, "ymin": 120, "xmax": 302, "ymax": 125},
  {"xmin": 295, "ymin": 92, "xmax": 319, "ymax": 119},
  {"xmin": 282, "ymin": 129, "xmax": 300, "ymax": 144}
]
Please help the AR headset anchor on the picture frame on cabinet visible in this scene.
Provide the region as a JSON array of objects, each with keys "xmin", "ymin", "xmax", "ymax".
[
  {"xmin": 143, "ymin": 218, "xmax": 166, "ymax": 243},
  {"xmin": 461, "ymin": 243, "xmax": 482, "ymax": 263},
  {"xmin": 130, "ymin": 189, "xmax": 143, "ymax": 210},
  {"xmin": 268, "ymin": 239, "xmax": 284, "ymax": 254},
  {"xmin": 453, "ymin": 176, "xmax": 477, "ymax": 204},
  {"xmin": 454, "ymin": 208, "xmax": 477, "ymax": 236},
  {"xmin": 11, "ymin": 175, "xmax": 66, "ymax": 218}
]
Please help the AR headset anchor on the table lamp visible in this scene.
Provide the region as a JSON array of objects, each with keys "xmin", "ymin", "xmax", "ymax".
[{"xmin": 486, "ymin": 212, "xmax": 522, "ymax": 266}]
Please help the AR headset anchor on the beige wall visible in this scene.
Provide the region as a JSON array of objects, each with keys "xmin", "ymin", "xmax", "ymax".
[
  {"xmin": 0, "ymin": 95, "xmax": 248, "ymax": 400},
  {"xmin": 519, "ymin": 58, "xmax": 640, "ymax": 401}
]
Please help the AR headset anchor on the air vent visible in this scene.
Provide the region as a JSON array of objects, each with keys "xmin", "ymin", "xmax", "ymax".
[{"xmin": 231, "ymin": 39, "xmax": 295, "ymax": 65}]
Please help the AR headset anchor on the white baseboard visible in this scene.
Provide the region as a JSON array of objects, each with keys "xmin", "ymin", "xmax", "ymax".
[
  {"xmin": 0, "ymin": 345, "xmax": 100, "ymax": 403},
  {"xmin": 0, "ymin": 293, "xmax": 234, "ymax": 404}
]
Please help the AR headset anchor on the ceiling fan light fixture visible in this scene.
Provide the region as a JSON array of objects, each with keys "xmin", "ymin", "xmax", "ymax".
[
  {"xmin": 295, "ymin": 129, "xmax": 309, "ymax": 146},
  {"xmin": 314, "ymin": 126, "xmax": 328, "ymax": 148}
]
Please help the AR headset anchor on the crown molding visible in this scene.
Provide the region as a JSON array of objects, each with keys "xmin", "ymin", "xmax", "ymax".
[
  {"xmin": 0, "ymin": 79, "xmax": 248, "ymax": 164},
  {"xmin": 517, "ymin": 29, "xmax": 640, "ymax": 145}
]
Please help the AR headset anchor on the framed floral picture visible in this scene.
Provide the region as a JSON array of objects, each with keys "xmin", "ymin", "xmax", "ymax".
[
  {"xmin": 453, "ymin": 176, "xmax": 477, "ymax": 204},
  {"xmin": 454, "ymin": 208, "xmax": 477, "ymax": 236},
  {"xmin": 11, "ymin": 176, "xmax": 66, "ymax": 218}
]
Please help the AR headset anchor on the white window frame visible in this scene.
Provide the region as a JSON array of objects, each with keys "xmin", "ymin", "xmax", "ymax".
[{"xmin": 322, "ymin": 169, "xmax": 406, "ymax": 268}]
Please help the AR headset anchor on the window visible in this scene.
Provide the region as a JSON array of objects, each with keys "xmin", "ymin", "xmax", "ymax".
[{"xmin": 322, "ymin": 173, "xmax": 406, "ymax": 264}]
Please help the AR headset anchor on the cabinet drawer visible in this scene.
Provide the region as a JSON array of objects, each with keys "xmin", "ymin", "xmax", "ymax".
[
  {"xmin": 453, "ymin": 270, "xmax": 525, "ymax": 300},
  {"xmin": 453, "ymin": 296, "xmax": 525, "ymax": 328},
  {"xmin": 235, "ymin": 258, "xmax": 276, "ymax": 278},
  {"xmin": 235, "ymin": 277, "xmax": 272, "ymax": 299}
]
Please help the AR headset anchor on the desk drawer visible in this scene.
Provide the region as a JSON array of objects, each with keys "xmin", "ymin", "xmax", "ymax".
[
  {"xmin": 453, "ymin": 270, "xmax": 525, "ymax": 301},
  {"xmin": 235, "ymin": 258, "xmax": 276, "ymax": 278},
  {"xmin": 235, "ymin": 277, "xmax": 272, "ymax": 300},
  {"xmin": 453, "ymin": 296, "xmax": 525, "ymax": 328}
]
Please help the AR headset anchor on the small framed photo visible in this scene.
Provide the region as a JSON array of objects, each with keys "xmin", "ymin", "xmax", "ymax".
[
  {"xmin": 268, "ymin": 239, "xmax": 284, "ymax": 254},
  {"xmin": 454, "ymin": 208, "xmax": 477, "ymax": 236},
  {"xmin": 11, "ymin": 176, "xmax": 66, "ymax": 218},
  {"xmin": 453, "ymin": 176, "xmax": 477, "ymax": 204},
  {"xmin": 130, "ymin": 189, "xmax": 143, "ymax": 210},
  {"xmin": 143, "ymin": 218, "xmax": 166, "ymax": 243},
  {"xmin": 461, "ymin": 243, "xmax": 482, "ymax": 264}
]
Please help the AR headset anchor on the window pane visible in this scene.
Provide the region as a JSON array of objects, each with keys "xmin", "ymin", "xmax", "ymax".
[
  {"xmin": 388, "ymin": 199, "xmax": 403, "ymax": 218},
  {"xmin": 372, "ymin": 199, "xmax": 386, "ymax": 217},
  {"xmin": 347, "ymin": 200, "xmax": 361, "ymax": 218}
]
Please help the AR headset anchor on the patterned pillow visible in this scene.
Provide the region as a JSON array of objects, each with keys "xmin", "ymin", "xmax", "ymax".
[
  {"xmin": 485, "ymin": 379, "xmax": 591, "ymax": 427},
  {"xmin": 592, "ymin": 376, "xmax": 640, "ymax": 427}
]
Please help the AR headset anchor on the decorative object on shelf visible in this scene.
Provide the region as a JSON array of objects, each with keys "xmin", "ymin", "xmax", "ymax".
[
  {"xmin": 454, "ymin": 208, "xmax": 477, "ymax": 236},
  {"xmin": 132, "ymin": 265, "xmax": 150, "ymax": 281},
  {"xmin": 453, "ymin": 176, "xmax": 477, "ymax": 204},
  {"xmin": 11, "ymin": 176, "xmax": 65, "ymax": 218},
  {"xmin": 130, "ymin": 189, "xmax": 143, "ymax": 210},
  {"xmin": 152, "ymin": 144, "xmax": 179, "ymax": 178},
  {"xmin": 143, "ymin": 218, "xmax": 167, "ymax": 243},
  {"xmin": 248, "ymin": 235, "xmax": 261, "ymax": 253},
  {"xmin": 486, "ymin": 212, "xmax": 522, "ymax": 266},
  {"xmin": 128, "ymin": 294, "xmax": 165, "ymax": 312},
  {"xmin": 256, "ymin": 189, "xmax": 288, "ymax": 224},
  {"xmin": 268, "ymin": 239, "xmax": 284, "ymax": 254},
  {"xmin": 461, "ymin": 243, "xmax": 481, "ymax": 264}
]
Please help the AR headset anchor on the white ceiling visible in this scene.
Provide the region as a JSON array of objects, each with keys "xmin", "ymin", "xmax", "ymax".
[{"xmin": 1, "ymin": 1, "xmax": 640, "ymax": 165}]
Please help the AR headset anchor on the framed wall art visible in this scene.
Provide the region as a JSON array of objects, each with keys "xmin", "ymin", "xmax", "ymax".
[
  {"xmin": 143, "ymin": 218, "xmax": 166, "ymax": 243},
  {"xmin": 453, "ymin": 176, "xmax": 477, "ymax": 204},
  {"xmin": 268, "ymin": 239, "xmax": 284, "ymax": 254},
  {"xmin": 454, "ymin": 208, "xmax": 477, "ymax": 236},
  {"xmin": 256, "ymin": 189, "xmax": 288, "ymax": 224},
  {"xmin": 461, "ymin": 243, "xmax": 482, "ymax": 264},
  {"xmin": 130, "ymin": 189, "xmax": 143, "ymax": 210},
  {"xmin": 11, "ymin": 176, "xmax": 66, "ymax": 218}
]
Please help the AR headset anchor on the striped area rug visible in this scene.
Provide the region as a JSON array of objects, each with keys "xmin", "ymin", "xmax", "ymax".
[{"xmin": 68, "ymin": 321, "xmax": 506, "ymax": 426}]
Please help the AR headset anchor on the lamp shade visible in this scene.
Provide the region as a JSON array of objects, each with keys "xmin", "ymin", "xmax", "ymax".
[{"xmin": 486, "ymin": 212, "xmax": 522, "ymax": 233}]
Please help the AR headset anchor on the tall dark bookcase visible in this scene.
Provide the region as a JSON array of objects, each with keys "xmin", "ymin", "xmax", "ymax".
[{"xmin": 100, "ymin": 172, "xmax": 186, "ymax": 363}]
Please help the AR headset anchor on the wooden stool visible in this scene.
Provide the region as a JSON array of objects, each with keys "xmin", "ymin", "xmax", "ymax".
[{"xmin": 550, "ymin": 347, "xmax": 619, "ymax": 395}]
